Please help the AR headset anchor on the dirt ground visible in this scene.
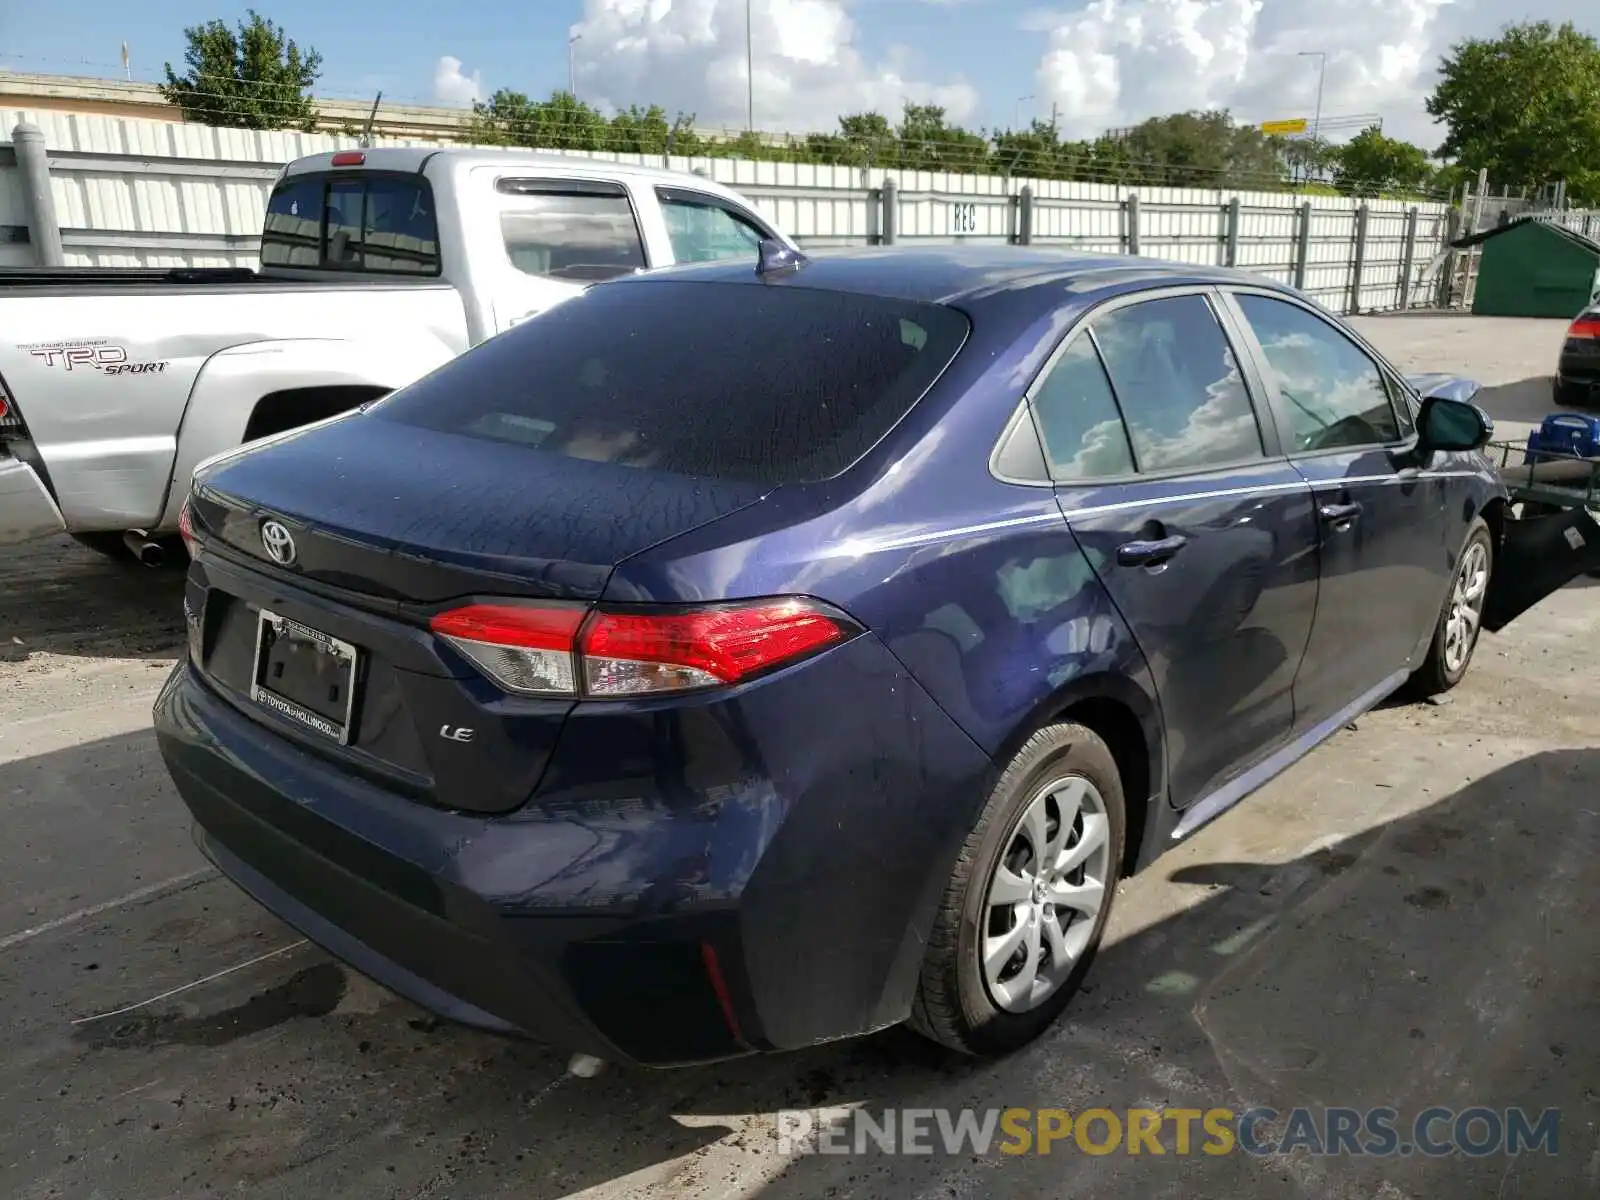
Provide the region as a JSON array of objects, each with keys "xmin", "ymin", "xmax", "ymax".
[{"xmin": 0, "ymin": 314, "xmax": 1595, "ymax": 1199}]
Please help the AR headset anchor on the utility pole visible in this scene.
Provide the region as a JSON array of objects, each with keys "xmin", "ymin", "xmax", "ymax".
[
  {"xmin": 1050, "ymin": 101, "xmax": 1058, "ymax": 138},
  {"xmin": 746, "ymin": 0, "xmax": 755, "ymax": 132},
  {"xmin": 1298, "ymin": 50, "xmax": 1327, "ymax": 161},
  {"xmin": 568, "ymin": 33, "xmax": 582, "ymax": 98}
]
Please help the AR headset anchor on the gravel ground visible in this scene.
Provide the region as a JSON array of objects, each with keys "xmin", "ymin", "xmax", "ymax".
[{"xmin": 0, "ymin": 313, "xmax": 1594, "ymax": 1200}]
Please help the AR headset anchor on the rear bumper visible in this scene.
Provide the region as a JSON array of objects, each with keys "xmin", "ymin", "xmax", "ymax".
[
  {"xmin": 0, "ymin": 454, "xmax": 66, "ymax": 545},
  {"xmin": 153, "ymin": 635, "xmax": 994, "ymax": 1067}
]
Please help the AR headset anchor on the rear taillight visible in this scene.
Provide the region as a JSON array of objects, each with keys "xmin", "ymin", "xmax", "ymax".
[
  {"xmin": 429, "ymin": 597, "xmax": 861, "ymax": 698},
  {"xmin": 178, "ymin": 495, "xmax": 200, "ymax": 557},
  {"xmin": 1570, "ymin": 316, "xmax": 1600, "ymax": 340},
  {"xmin": 0, "ymin": 378, "xmax": 24, "ymax": 440}
]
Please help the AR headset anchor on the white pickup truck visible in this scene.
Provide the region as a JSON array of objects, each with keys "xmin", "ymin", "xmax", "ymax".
[{"xmin": 0, "ymin": 147, "xmax": 796, "ymax": 563}]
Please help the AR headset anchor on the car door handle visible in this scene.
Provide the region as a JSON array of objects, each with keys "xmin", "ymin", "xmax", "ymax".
[
  {"xmin": 1318, "ymin": 501, "xmax": 1362, "ymax": 527},
  {"xmin": 1117, "ymin": 534, "xmax": 1189, "ymax": 568}
]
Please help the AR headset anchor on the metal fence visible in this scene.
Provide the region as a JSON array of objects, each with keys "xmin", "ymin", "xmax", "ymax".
[{"xmin": 1, "ymin": 106, "xmax": 1461, "ymax": 316}]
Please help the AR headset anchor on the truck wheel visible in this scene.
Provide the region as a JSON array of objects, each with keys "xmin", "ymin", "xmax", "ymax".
[
  {"xmin": 1408, "ymin": 517, "xmax": 1492, "ymax": 698},
  {"xmin": 909, "ymin": 721, "xmax": 1125, "ymax": 1056}
]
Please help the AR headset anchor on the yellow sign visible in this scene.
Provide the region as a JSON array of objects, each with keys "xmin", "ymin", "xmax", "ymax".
[{"xmin": 1261, "ymin": 118, "xmax": 1309, "ymax": 135}]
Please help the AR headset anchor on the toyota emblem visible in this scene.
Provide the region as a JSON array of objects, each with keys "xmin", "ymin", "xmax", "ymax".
[{"xmin": 261, "ymin": 520, "xmax": 297, "ymax": 565}]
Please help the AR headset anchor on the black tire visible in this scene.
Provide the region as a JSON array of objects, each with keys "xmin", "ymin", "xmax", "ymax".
[
  {"xmin": 1408, "ymin": 517, "xmax": 1493, "ymax": 698},
  {"xmin": 909, "ymin": 721, "xmax": 1126, "ymax": 1056}
]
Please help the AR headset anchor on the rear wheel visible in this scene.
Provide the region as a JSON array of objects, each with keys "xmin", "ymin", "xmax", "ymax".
[
  {"xmin": 910, "ymin": 722, "xmax": 1125, "ymax": 1056},
  {"xmin": 1409, "ymin": 518, "xmax": 1492, "ymax": 698}
]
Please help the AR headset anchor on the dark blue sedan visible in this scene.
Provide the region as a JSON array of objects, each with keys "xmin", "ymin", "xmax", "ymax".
[{"xmin": 153, "ymin": 246, "xmax": 1589, "ymax": 1067}]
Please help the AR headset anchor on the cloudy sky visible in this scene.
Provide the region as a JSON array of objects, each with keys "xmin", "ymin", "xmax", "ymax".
[{"xmin": 6, "ymin": 0, "xmax": 1595, "ymax": 146}]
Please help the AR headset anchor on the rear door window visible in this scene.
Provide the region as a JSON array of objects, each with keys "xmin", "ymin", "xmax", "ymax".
[
  {"xmin": 656, "ymin": 189, "xmax": 770, "ymax": 263},
  {"xmin": 368, "ymin": 280, "xmax": 969, "ymax": 485},
  {"xmin": 497, "ymin": 178, "xmax": 646, "ymax": 282},
  {"xmin": 1089, "ymin": 294, "xmax": 1265, "ymax": 472}
]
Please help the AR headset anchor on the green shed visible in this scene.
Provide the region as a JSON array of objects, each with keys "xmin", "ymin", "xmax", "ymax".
[{"xmin": 1452, "ymin": 217, "xmax": 1600, "ymax": 318}]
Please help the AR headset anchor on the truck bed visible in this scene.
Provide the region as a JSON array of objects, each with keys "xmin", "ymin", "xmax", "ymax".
[{"xmin": 0, "ymin": 266, "xmax": 450, "ymax": 293}]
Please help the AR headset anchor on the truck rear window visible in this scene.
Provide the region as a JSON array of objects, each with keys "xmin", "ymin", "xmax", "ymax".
[
  {"xmin": 367, "ymin": 279, "xmax": 970, "ymax": 485},
  {"xmin": 260, "ymin": 173, "xmax": 440, "ymax": 275}
]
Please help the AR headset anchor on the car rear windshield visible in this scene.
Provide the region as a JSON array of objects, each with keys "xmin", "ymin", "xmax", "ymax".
[{"xmin": 367, "ymin": 280, "xmax": 970, "ymax": 485}]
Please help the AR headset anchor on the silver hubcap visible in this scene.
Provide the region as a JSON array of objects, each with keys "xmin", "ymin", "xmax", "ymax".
[
  {"xmin": 1443, "ymin": 540, "xmax": 1489, "ymax": 674},
  {"xmin": 981, "ymin": 775, "xmax": 1112, "ymax": 1014}
]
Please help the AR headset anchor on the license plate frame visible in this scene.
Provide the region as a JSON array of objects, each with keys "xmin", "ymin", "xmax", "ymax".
[{"xmin": 250, "ymin": 607, "xmax": 361, "ymax": 745}]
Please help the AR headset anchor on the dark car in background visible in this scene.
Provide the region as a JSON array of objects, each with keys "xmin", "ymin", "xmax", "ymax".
[
  {"xmin": 152, "ymin": 246, "xmax": 1588, "ymax": 1069},
  {"xmin": 1556, "ymin": 303, "xmax": 1600, "ymax": 408}
]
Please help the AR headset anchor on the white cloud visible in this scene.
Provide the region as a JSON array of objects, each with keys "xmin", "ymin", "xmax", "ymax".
[
  {"xmin": 1025, "ymin": 0, "xmax": 1591, "ymax": 146},
  {"xmin": 433, "ymin": 55, "xmax": 483, "ymax": 107},
  {"xmin": 572, "ymin": 0, "xmax": 978, "ymax": 132}
]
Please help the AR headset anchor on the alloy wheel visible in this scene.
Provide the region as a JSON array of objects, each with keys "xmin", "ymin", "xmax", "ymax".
[
  {"xmin": 980, "ymin": 774, "xmax": 1113, "ymax": 1014},
  {"xmin": 1443, "ymin": 539, "xmax": 1489, "ymax": 675}
]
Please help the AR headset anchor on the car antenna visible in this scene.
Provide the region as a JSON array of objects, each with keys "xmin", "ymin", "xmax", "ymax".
[{"xmin": 756, "ymin": 238, "xmax": 808, "ymax": 279}]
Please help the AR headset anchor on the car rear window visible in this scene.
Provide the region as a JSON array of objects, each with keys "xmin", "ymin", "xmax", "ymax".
[{"xmin": 367, "ymin": 280, "xmax": 970, "ymax": 485}]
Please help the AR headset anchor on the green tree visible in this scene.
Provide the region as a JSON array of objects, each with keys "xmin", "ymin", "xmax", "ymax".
[
  {"xmin": 161, "ymin": 10, "xmax": 322, "ymax": 131},
  {"xmin": 1426, "ymin": 20, "xmax": 1600, "ymax": 204},
  {"xmin": 895, "ymin": 103, "xmax": 990, "ymax": 172},
  {"xmin": 1331, "ymin": 125, "xmax": 1436, "ymax": 196},
  {"xmin": 467, "ymin": 89, "xmax": 609, "ymax": 149}
]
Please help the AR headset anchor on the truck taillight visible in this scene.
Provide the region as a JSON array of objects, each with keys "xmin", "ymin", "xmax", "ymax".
[
  {"xmin": 0, "ymin": 378, "xmax": 24, "ymax": 439},
  {"xmin": 1569, "ymin": 316, "xmax": 1600, "ymax": 340},
  {"xmin": 429, "ymin": 597, "xmax": 861, "ymax": 698}
]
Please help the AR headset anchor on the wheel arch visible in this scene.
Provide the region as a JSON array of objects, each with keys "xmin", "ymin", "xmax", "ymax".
[{"xmin": 991, "ymin": 671, "xmax": 1167, "ymax": 879}]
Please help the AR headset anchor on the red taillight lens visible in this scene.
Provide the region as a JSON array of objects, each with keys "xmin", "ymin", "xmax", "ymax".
[
  {"xmin": 1569, "ymin": 317, "xmax": 1600, "ymax": 340},
  {"xmin": 0, "ymin": 380, "xmax": 23, "ymax": 436},
  {"xmin": 582, "ymin": 601, "xmax": 853, "ymax": 695},
  {"xmin": 431, "ymin": 603, "xmax": 588, "ymax": 696},
  {"xmin": 330, "ymin": 150, "xmax": 366, "ymax": 167},
  {"xmin": 428, "ymin": 597, "xmax": 859, "ymax": 698},
  {"xmin": 178, "ymin": 495, "xmax": 199, "ymax": 557}
]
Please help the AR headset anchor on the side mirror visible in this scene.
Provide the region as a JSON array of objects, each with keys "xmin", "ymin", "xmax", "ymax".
[{"xmin": 1417, "ymin": 394, "xmax": 1494, "ymax": 456}]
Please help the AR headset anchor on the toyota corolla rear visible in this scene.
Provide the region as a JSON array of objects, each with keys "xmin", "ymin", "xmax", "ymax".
[{"xmin": 151, "ymin": 272, "xmax": 996, "ymax": 1066}]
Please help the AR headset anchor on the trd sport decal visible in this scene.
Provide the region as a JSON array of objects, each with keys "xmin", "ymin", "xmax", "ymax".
[{"xmin": 19, "ymin": 338, "xmax": 169, "ymax": 375}]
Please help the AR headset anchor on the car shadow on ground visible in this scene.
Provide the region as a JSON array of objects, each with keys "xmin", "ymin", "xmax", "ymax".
[
  {"xmin": 0, "ymin": 536, "xmax": 186, "ymax": 663},
  {"xmin": 1473, "ymin": 375, "xmax": 1564, "ymax": 428},
  {"xmin": 3, "ymin": 732, "xmax": 1595, "ymax": 1198}
]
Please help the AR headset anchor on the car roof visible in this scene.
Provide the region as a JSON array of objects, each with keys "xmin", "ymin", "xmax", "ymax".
[{"xmin": 622, "ymin": 245, "xmax": 1300, "ymax": 311}]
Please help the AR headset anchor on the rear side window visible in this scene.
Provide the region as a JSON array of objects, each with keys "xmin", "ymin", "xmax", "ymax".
[
  {"xmin": 657, "ymin": 189, "xmax": 768, "ymax": 263},
  {"xmin": 368, "ymin": 281, "xmax": 969, "ymax": 485},
  {"xmin": 497, "ymin": 178, "xmax": 646, "ymax": 282},
  {"xmin": 1090, "ymin": 294, "xmax": 1264, "ymax": 472},
  {"xmin": 260, "ymin": 172, "xmax": 440, "ymax": 275},
  {"xmin": 1029, "ymin": 335, "xmax": 1136, "ymax": 480}
]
